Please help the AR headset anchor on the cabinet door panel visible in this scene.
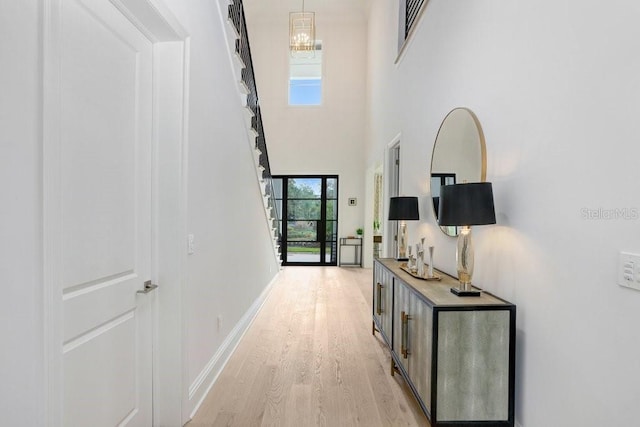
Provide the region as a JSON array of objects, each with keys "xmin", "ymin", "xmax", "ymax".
[
  {"xmin": 393, "ymin": 280, "xmax": 410, "ymax": 373},
  {"xmin": 393, "ymin": 277, "xmax": 433, "ymax": 411},
  {"xmin": 381, "ymin": 268, "xmax": 393, "ymax": 343},
  {"xmin": 436, "ymin": 310, "xmax": 511, "ymax": 422},
  {"xmin": 373, "ymin": 263, "xmax": 393, "ymax": 345},
  {"xmin": 373, "ymin": 263, "xmax": 383, "ymax": 325},
  {"xmin": 407, "ymin": 293, "xmax": 432, "ymax": 413}
]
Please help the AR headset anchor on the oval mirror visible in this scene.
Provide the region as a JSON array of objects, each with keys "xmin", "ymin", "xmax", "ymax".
[{"xmin": 430, "ymin": 108, "xmax": 487, "ymax": 236}]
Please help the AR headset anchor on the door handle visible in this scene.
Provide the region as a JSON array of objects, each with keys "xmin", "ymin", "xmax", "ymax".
[
  {"xmin": 376, "ymin": 283, "xmax": 383, "ymax": 315},
  {"xmin": 401, "ymin": 310, "xmax": 410, "ymax": 359},
  {"xmin": 137, "ymin": 280, "xmax": 158, "ymax": 294}
]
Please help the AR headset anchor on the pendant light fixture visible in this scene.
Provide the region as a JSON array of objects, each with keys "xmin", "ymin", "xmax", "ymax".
[{"xmin": 289, "ymin": 0, "xmax": 315, "ymax": 57}]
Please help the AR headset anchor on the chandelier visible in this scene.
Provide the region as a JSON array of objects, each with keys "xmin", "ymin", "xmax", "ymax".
[{"xmin": 289, "ymin": 0, "xmax": 315, "ymax": 56}]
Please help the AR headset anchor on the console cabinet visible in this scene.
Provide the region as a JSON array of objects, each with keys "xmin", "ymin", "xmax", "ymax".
[{"xmin": 373, "ymin": 258, "xmax": 516, "ymax": 427}]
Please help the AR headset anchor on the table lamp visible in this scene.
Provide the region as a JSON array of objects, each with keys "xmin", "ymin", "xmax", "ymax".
[
  {"xmin": 438, "ymin": 183, "xmax": 496, "ymax": 296},
  {"xmin": 388, "ymin": 196, "xmax": 419, "ymax": 261}
]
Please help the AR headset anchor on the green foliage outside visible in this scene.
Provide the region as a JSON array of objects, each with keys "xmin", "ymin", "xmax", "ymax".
[
  {"xmin": 286, "ymin": 179, "xmax": 337, "ymax": 222},
  {"xmin": 287, "ymin": 246, "xmax": 321, "ymax": 253},
  {"xmin": 287, "ymin": 221, "xmax": 316, "ymax": 241}
]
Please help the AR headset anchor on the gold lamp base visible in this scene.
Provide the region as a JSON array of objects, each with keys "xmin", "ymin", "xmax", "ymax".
[{"xmin": 451, "ymin": 226, "xmax": 481, "ymax": 297}]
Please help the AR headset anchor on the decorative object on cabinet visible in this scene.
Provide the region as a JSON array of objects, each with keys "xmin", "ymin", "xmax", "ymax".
[
  {"xmin": 430, "ymin": 107, "xmax": 487, "ymax": 237},
  {"xmin": 428, "ymin": 245, "xmax": 435, "ymax": 278},
  {"xmin": 438, "ymin": 182, "xmax": 496, "ymax": 297},
  {"xmin": 338, "ymin": 237, "xmax": 362, "ymax": 267},
  {"xmin": 372, "ymin": 258, "xmax": 516, "ymax": 427},
  {"xmin": 416, "ymin": 238, "xmax": 425, "ymax": 278},
  {"xmin": 388, "ymin": 196, "xmax": 419, "ymax": 261},
  {"xmin": 399, "ymin": 263, "xmax": 441, "ymax": 281}
]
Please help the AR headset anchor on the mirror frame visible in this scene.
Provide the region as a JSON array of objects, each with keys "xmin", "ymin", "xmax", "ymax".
[{"xmin": 430, "ymin": 107, "xmax": 487, "ymax": 237}]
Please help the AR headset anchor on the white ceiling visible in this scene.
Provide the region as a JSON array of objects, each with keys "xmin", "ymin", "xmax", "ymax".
[{"xmin": 243, "ymin": 0, "xmax": 371, "ymax": 23}]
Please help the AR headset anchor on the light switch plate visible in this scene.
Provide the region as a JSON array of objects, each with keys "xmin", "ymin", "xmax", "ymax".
[
  {"xmin": 188, "ymin": 233, "xmax": 195, "ymax": 255},
  {"xmin": 618, "ymin": 252, "xmax": 640, "ymax": 291}
]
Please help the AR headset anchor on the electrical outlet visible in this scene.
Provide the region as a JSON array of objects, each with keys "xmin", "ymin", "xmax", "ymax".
[{"xmin": 618, "ymin": 252, "xmax": 640, "ymax": 291}]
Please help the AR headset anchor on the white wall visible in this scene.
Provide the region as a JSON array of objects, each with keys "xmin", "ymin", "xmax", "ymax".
[
  {"xmin": 367, "ymin": 0, "xmax": 640, "ymax": 426},
  {"xmin": 162, "ymin": 0, "xmax": 280, "ymax": 417},
  {"xmin": 244, "ymin": 11, "xmax": 368, "ymax": 247},
  {"xmin": 0, "ymin": 1, "xmax": 45, "ymax": 425}
]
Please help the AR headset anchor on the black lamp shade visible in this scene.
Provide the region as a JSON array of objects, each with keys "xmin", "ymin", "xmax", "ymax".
[
  {"xmin": 438, "ymin": 183, "xmax": 496, "ymax": 226},
  {"xmin": 388, "ymin": 196, "xmax": 419, "ymax": 221}
]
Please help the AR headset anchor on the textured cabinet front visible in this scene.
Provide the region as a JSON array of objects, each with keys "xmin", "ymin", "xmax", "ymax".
[
  {"xmin": 373, "ymin": 262, "xmax": 393, "ymax": 346},
  {"xmin": 374, "ymin": 258, "xmax": 515, "ymax": 427},
  {"xmin": 435, "ymin": 309, "xmax": 510, "ymax": 422},
  {"xmin": 393, "ymin": 278, "xmax": 433, "ymax": 413},
  {"xmin": 392, "ymin": 281, "xmax": 408, "ymax": 372}
]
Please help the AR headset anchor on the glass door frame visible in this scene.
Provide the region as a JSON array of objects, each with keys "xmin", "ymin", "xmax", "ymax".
[{"xmin": 273, "ymin": 175, "xmax": 339, "ymax": 266}]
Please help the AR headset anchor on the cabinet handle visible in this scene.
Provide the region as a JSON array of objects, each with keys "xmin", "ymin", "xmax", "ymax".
[
  {"xmin": 401, "ymin": 310, "xmax": 410, "ymax": 359},
  {"xmin": 376, "ymin": 283, "xmax": 383, "ymax": 315}
]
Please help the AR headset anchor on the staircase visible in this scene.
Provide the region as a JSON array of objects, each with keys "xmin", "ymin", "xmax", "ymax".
[{"xmin": 221, "ymin": 0, "xmax": 282, "ymax": 266}]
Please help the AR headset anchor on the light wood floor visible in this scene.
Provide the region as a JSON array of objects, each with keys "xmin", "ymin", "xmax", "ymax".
[{"xmin": 188, "ymin": 266, "xmax": 430, "ymax": 427}]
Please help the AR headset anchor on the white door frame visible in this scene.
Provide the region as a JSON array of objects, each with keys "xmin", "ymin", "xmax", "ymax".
[
  {"xmin": 384, "ymin": 134, "xmax": 402, "ymax": 258},
  {"xmin": 42, "ymin": 1, "xmax": 190, "ymax": 425}
]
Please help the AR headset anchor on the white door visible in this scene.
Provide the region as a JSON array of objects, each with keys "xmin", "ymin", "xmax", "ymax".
[{"xmin": 59, "ymin": 0, "xmax": 154, "ymax": 425}]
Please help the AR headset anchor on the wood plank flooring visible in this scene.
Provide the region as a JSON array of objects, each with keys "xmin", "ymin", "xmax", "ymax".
[{"xmin": 187, "ymin": 266, "xmax": 430, "ymax": 427}]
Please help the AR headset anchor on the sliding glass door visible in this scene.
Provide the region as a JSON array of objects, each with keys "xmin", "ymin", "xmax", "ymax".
[{"xmin": 273, "ymin": 176, "xmax": 338, "ymax": 266}]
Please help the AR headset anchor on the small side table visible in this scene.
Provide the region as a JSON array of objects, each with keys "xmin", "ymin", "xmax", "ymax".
[{"xmin": 339, "ymin": 237, "xmax": 362, "ymax": 267}]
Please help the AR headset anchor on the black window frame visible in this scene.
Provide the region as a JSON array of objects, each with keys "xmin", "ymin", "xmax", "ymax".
[{"xmin": 273, "ymin": 175, "xmax": 339, "ymax": 266}]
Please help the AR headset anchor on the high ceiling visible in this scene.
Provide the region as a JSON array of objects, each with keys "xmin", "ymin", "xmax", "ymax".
[{"xmin": 243, "ymin": 0, "xmax": 371, "ymax": 23}]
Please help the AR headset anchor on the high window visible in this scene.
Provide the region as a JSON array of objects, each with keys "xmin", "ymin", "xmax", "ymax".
[
  {"xmin": 398, "ymin": 0, "xmax": 427, "ymax": 54},
  {"xmin": 289, "ymin": 42, "xmax": 322, "ymax": 106}
]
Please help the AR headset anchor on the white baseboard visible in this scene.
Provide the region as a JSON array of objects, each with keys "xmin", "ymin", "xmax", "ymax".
[{"xmin": 187, "ymin": 271, "xmax": 280, "ymax": 419}]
